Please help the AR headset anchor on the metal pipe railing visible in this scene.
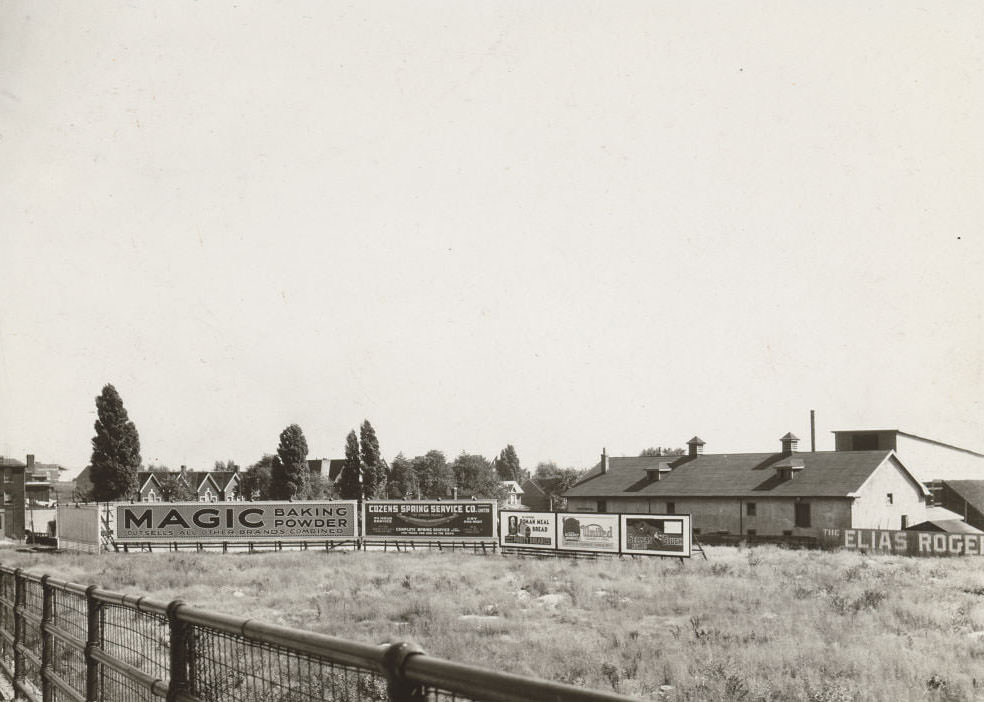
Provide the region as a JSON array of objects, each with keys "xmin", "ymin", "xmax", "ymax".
[{"xmin": 0, "ymin": 564, "xmax": 643, "ymax": 702}]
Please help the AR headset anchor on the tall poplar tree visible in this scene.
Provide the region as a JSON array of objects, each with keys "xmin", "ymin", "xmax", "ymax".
[
  {"xmin": 88, "ymin": 384, "xmax": 142, "ymax": 501},
  {"xmin": 360, "ymin": 420, "xmax": 387, "ymax": 499},
  {"xmin": 269, "ymin": 424, "xmax": 309, "ymax": 499},
  {"xmin": 337, "ymin": 430, "xmax": 363, "ymax": 500},
  {"xmin": 495, "ymin": 444, "xmax": 522, "ymax": 482}
]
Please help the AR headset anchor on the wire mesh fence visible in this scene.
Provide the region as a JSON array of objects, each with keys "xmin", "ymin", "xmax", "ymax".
[{"xmin": 0, "ymin": 565, "xmax": 640, "ymax": 702}]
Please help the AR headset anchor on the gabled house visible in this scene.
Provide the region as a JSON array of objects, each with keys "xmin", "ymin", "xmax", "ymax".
[
  {"xmin": 521, "ymin": 477, "xmax": 568, "ymax": 511},
  {"xmin": 564, "ymin": 433, "xmax": 929, "ymax": 538},
  {"xmin": 500, "ymin": 480, "xmax": 524, "ymax": 508},
  {"xmin": 179, "ymin": 468, "xmax": 241, "ymax": 502},
  {"xmin": 308, "ymin": 458, "xmax": 347, "ymax": 484},
  {"xmin": 135, "ymin": 472, "xmax": 167, "ymax": 502}
]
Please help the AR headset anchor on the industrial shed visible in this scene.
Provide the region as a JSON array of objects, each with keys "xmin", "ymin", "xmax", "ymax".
[{"xmin": 564, "ymin": 433, "xmax": 929, "ymax": 538}]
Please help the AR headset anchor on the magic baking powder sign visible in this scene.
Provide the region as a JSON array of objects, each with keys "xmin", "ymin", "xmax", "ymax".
[
  {"xmin": 363, "ymin": 501, "xmax": 496, "ymax": 541},
  {"xmin": 116, "ymin": 501, "xmax": 357, "ymax": 542}
]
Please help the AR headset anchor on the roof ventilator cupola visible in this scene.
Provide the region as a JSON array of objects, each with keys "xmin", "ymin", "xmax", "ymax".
[
  {"xmin": 780, "ymin": 432, "xmax": 799, "ymax": 456},
  {"xmin": 645, "ymin": 462, "xmax": 674, "ymax": 483},
  {"xmin": 686, "ymin": 436, "xmax": 705, "ymax": 458}
]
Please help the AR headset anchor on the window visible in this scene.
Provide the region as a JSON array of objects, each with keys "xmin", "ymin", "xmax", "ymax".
[
  {"xmin": 146, "ymin": 490, "xmax": 157, "ymax": 502},
  {"xmin": 596, "ymin": 500, "xmax": 607, "ymax": 513},
  {"xmin": 794, "ymin": 503, "xmax": 811, "ymax": 528},
  {"xmin": 666, "ymin": 502, "xmax": 676, "ymax": 514},
  {"xmin": 747, "ymin": 529, "xmax": 757, "ymax": 536},
  {"xmin": 693, "ymin": 528, "xmax": 701, "ymax": 535},
  {"xmin": 852, "ymin": 434, "xmax": 879, "ymax": 451},
  {"xmin": 746, "ymin": 502, "xmax": 757, "ymax": 517},
  {"xmin": 782, "ymin": 530, "xmax": 793, "ymax": 536},
  {"xmin": 886, "ymin": 493, "xmax": 893, "ymax": 505}
]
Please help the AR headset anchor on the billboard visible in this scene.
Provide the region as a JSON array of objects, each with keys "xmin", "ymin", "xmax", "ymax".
[
  {"xmin": 557, "ymin": 512, "xmax": 619, "ymax": 552},
  {"xmin": 620, "ymin": 514, "xmax": 692, "ymax": 557},
  {"xmin": 363, "ymin": 501, "xmax": 497, "ymax": 541},
  {"xmin": 499, "ymin": 511, "xmax": 557, "ymax": 549},
  {"xmin": 821, "ymin": 528, "xmax": 984, "ymax": 557},
  {"xmin": 115, "ymin": 501, "xmax": 357, "ymax": 542}
]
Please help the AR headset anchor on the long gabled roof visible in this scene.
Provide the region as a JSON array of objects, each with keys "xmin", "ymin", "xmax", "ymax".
[
  {"xmin": 565, "ymin": 450, "xmax": 917, "ymax": 499},
  {"xmin": 942, "ymin": 480, "xmax": 984, "ymax": 514}
]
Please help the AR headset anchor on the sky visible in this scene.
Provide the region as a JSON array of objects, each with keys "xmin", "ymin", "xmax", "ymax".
[{"xmin": 1, "ymin": 1, "xmax": 982, "ymax": 476}]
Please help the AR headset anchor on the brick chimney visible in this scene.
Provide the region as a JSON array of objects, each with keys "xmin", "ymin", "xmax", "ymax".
[
  {"xmin": 687, "ymin": 436, "xmax": 705, "ymax": 458},
  {"xmin": 26, "ymin": 454, "xmax": 35, "ymax": 468},
  {"xmin": 600, "ymin": 448, "xmax": 609, "ymax": 474},
  {"xmin": 780, "ymin": 432, "xmax": 799, "ymax": 456}
]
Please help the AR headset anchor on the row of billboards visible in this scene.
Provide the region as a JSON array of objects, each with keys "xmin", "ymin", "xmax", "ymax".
[
  {"xmin": 111, "ymin": 501, "xmax": 692, "ymax": 557},
  {"xmin": 501, "ymin": 510, "xmax": 692, "ymax": 557}
]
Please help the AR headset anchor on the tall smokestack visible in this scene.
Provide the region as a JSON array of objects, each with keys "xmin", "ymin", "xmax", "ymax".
[
  {"xmin": 810, "ymin": 410, "xmax": 816, "ymax": 452},
  {"xmin": 601, "ymin": 448, "xmax": 609, "ymax": 474}
]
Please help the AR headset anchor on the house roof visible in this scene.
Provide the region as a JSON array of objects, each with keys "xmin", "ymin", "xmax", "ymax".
[
  {"xmin": 565, "ymin": 450, "xmax": 918, "ymax": 499},
  {"xmin": 521, "ymin": 477, "xmax": 567, "ymax": 496},
  {"xmin": 907, "ymin": 519, "xmax": 983, "ymax": 534},
  {"xmin": 136, "ymin": 472, "xmax": 166, "ymax": 492},
  {"xmin": 942, "ymin": 480, "xmax": 984, "ymax": 514},
  {"xmin": 0, "ymin": 457, "xmax": 26, "ymax": 467},
  {"xmin": 327, "ymin": 459, "xmax": 346, "ymax": 482},
  {"xmin": 501, "ymin": 480, "xmax": 523, "ymax": 494}
]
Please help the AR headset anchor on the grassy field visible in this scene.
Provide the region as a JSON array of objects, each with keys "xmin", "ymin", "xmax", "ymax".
[{"xmin": 1, "ymin": 545, "xmax": 982, "ymax": 701}]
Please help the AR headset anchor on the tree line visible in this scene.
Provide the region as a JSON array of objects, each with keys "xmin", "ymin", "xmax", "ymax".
[{"xmin": 84, "ymin": 383, "xmax": 584, "ymax": 503}]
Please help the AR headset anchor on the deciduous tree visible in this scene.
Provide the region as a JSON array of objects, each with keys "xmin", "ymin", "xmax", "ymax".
[
  {"xmin": 240, "ymin": 455, "xmax": 274, "ymax": 500},
  {"xmin": 88, "ymin": 384, "xmax": 142, "ymax": 501},
  {"xmin": 270, "ymin": 424, "xmax": 309, "ymax": 499},
  {"xmin": 156, "ymin": 472, "xmax": 196, "ymax": 502},
  {"xmin": 387, "ymin": 453, "xmax": 419, "ymax": 498},
  {"xmin": 451, "ymin": 453, "xmax": 504, "ymax": 499},
  {"xmin": 413, "ymin": 450, "xmax": 454, "ymax": 499}
]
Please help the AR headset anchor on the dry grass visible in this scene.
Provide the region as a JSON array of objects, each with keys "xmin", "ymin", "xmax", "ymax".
[{"xmin": 2, "ymin": 545, "xmax": 983, "ymax": 701}]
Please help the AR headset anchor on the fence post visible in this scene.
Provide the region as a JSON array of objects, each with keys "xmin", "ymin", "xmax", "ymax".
[
  {"xmin": 40, "ymin": 576, "xmax": 52, "ymax": 702},
  {"xmin": 84, "ymin": 585, "xmax": 101, "ymax": 702},
  {"xmin": 382, "ymin": 642, "xmax": 425, "ymax": 702},
  {"xmin": 166, "ymin": 600, "xmax": 192, "ymax": 702},
  {"xmin": 13, "ymin": 569, "xmax": 25, "ymax": 698}
]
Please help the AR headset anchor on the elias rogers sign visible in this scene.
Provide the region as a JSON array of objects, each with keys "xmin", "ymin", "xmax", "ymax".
[
  {"xmin": 116, "ymin": 501, "xmax": 357, "ymax": 542},
  {"xmin": 823, "ymin": 528, "xmax": 984, "ymax": 556}
]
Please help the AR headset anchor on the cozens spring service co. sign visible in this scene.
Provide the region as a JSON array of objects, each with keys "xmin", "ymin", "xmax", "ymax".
[{"xmin": 362, "ymin": 500, "xmax": 496, "ymax": 541}]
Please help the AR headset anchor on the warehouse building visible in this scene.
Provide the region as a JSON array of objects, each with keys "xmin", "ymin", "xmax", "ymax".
[{"xmin": 564, "ymin": 434, "xmax": 929, "ymax": 538}]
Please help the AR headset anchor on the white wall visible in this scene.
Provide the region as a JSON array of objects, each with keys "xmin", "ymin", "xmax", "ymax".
[{"xmin": 895, "ymin": 434, "xmax": 984, "ymax": 482}]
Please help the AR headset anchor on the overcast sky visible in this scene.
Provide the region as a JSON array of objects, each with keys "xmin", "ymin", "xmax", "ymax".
[{"xmin": 2, "ymin": 1, "xmax": 982, "ymax": 475}]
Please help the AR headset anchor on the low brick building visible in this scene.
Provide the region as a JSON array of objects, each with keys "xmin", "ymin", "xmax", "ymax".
[{"xmin": 564, "ymin": 434, "xmax": 929, "ymax": 538}]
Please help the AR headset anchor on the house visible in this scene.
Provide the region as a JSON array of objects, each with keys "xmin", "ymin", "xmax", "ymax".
[
  {"xmin": 0, "ymin": 456, "xmax": 27, "ymax": 538},
  {"xmin": 181, "ymin": 468, "xmax": 242, "ymax": 502},
  {"xmin": 521, "ymin": 477, "xmax": 568, "ymax": 511},
  {"xmin": 76, "ymin": 465, "xmax": 243, "ymax": 502},
  {"xmin": 500, "ymin": 480, "xmax": 524, "ymax": 508},
  {"xmin": 308, "ymin": 458, "xmax": 347, "ymax": 483},
  {"xmin": 564, "ymin": 433, "xmax": 929, "ymax": 538}
]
